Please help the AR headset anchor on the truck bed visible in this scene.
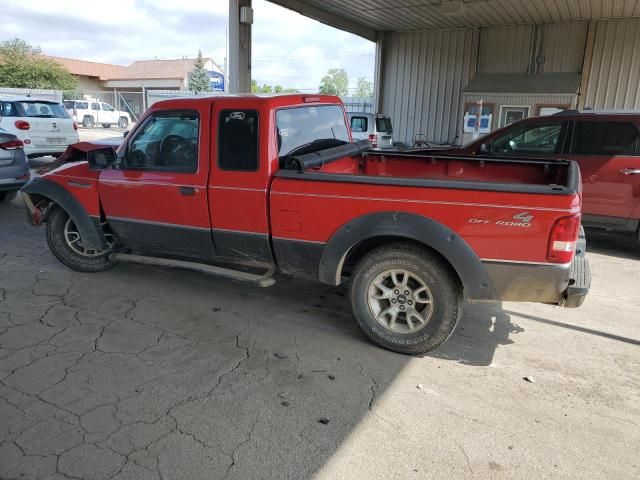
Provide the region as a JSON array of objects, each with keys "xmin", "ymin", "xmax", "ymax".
[{"xmin": 279, "ymin": 152, "xmax": 579, "ymax": 196}]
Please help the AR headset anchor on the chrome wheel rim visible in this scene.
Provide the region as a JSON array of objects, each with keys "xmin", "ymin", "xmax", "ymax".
[
  {"xmin": 367, "ymin": 269, "xmax": 434, "ymax": 334},
  {"xmin": 63, "ymin": 218, "xmax": 114, "ymax": 257}
]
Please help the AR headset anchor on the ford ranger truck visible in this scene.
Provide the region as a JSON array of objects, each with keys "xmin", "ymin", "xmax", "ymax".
[{"xmin": 21, "ymin": 94, "xmax": 590, "ymax": 355}]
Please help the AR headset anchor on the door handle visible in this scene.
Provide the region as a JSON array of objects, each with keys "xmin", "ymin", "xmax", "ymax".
[
  {"xmin": 179, "ymin": 186, "xmax": 196, "ymax": 196},
  {"xmin": 619, "ymin": 168, "xmax": 640, "ymax": 176}
]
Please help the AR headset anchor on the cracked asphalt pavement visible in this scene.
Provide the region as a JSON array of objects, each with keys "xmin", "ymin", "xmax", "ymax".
[{"xmin": 1, "ymin": 194, "xmax": 639, "ymax": 479}]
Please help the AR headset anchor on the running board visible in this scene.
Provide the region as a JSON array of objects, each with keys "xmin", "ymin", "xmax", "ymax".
[{"xmin": 110, "ymin": 253, "xmax": 276, "ymax": 287}]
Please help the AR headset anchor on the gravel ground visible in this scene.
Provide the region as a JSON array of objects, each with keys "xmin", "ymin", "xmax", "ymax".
[{"xmin": 0, "ymin": 193, "xmax": 639, "ymax": 480}]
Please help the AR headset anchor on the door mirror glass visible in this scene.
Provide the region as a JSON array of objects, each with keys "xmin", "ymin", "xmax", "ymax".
[{"xmin": 87, "ymin": 147, "xmax": 117, "ymax": 170}]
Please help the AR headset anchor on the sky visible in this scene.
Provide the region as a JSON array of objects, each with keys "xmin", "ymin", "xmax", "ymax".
[{"xmin": 0, "ymin": 0, "xmax": 376, "ymax": 92}]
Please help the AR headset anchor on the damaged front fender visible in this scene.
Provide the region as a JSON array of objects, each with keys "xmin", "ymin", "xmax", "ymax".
[{"xmin": 20, "ymin": 177, "xmax": 107, "ymax": 251}]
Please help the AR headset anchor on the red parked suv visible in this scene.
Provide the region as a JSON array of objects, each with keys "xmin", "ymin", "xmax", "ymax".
[{"xmin": 447, "ymin": 111, "xmax": 640, "ymax": 238}]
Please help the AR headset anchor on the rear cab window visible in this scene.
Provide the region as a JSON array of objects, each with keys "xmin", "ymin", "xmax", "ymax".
[
  {"xmin": 276, "ymin": 105, "xmax": 350, "ymax": 158},
  {"xmin": 218, "ymin": 110, "xmax": 259, "ymax": 171},
  {"xmin": 570, "ymin": 121, "xmax": 639, "ymax": 156}
]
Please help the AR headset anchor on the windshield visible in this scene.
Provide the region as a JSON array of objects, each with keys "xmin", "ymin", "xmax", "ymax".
[
  {"xmin": 1, "ymin": 101, "xmax": 70, "ymax": 119},
  {"xmin": 276, "ymin": 105, "xmax": 349, "ymax": 157},
  {"xmin": 375, "ymin": 117, "xmax": 393, "ymax": 133}
]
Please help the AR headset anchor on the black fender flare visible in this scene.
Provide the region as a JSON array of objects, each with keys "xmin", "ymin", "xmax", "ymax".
[
  {"xmin": 21, "ymin": 177, "xmax": 106, "ymax": 250},
  {"xmin": 318, "ymin": 211, "xmax": 496, "ymax": 300}
]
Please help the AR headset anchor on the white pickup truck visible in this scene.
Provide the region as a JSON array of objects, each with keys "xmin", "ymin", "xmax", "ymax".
[{"xmin": 63, "ymin": 100, "xmax": 131, "ymax": 129}]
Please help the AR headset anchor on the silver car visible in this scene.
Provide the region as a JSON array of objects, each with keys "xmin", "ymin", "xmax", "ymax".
[{"xmin": 0, "ymin": 127, "xmax": 30, "ymax": 203}]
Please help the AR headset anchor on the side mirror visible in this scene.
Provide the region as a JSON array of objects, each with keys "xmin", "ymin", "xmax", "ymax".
[
  {"xmin": 479, "ymin": 142, "xmax": 491, "ymax": 154},
  {"xmin": 87, "ymin": 147, "xmax": 117, "ymax": 170}
]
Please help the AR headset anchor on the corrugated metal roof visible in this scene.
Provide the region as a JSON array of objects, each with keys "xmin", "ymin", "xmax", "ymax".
[{"xmin": 268, "ymin": 0, "xmax": 640, "ymax": 37}]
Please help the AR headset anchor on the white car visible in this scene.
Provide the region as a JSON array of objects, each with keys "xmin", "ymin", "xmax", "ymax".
[
  {"xmin": 348, "ymin": 112, "xmax": 395, "ymax": 149},
  {"xmin": 63, "ymin": 100, "xmax": 131, "ymax": 129},
  {"xmin": 0, "ymin": 97, "xmax": 79, "ymax": 159}
]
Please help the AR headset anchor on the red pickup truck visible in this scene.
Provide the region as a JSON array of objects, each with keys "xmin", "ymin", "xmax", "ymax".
[{"xmin": 21, "ymin": 94, "xmax": 590, "ymax": 355}]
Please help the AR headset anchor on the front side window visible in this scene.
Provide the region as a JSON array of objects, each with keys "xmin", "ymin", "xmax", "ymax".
[
  {"xmin": 350, "ymin": 116, "xmax": 368, "ymax": 132},
  {"xmin": 276, "ymin": 105, "xmax": 350, "ymax": 157},
  {"xmin": 102, "ymin": 103, "xmax": 115, "ymax": 112},
  {"xmin": 126, "ymin": 111, "xmax": 199, "ymax": 172},
  {"xmin": 571, "ymin": 121, "xmax": 639, "ymax": 156},
  {"xmin": 491, "ymin": 122, "xmax": 564, "ymax": 155},
  {"xmin": 218, "ymin": 110, "xmax": 259, "ymax": 171}
]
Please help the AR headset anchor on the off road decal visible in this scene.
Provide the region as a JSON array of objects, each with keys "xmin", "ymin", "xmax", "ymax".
[{"xmin": 468, "ymin": 212, "xmax": 534, "ymax": 228}]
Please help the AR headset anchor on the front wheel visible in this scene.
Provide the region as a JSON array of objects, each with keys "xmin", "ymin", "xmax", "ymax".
[
  {"xmin": 349, "ymin": 243, "xmax": 462, "ymax": 355},
  {"xmin": 46, "ymin": 207, "xmax": 116, "ymax": 272}
]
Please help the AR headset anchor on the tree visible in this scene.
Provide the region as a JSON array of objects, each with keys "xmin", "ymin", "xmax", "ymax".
[
  {"xmin": 355, "ymin": 77, "xmax": 373, "ymax": 98},
  {"xmin": 319, "ymin": 68, "xmax": 348, "ymax": 96},
  {"xmin": 188, "ymin": 50, "xmax": 212, "ymax": 94},
  {"xmin": 251, "ymin": 80, "xmax": 297, "ymax": 94},
  {"xmin": 0, "ymin": 38, "xmax": 77, "ymax": 90}
]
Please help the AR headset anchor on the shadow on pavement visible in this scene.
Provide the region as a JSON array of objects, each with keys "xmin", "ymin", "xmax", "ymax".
[{"xmin": 585, "ymin": 228, "xmax": 640, "ymax": 261}]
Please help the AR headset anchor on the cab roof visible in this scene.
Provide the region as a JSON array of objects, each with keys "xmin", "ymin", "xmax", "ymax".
[{"xmin": 150, "ymin": 93, "xmax": 344, "ymax": 110}]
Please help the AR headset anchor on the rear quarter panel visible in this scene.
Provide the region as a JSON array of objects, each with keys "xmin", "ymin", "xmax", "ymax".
[{"xmin": 270, "ymin": 178, "xmax": 580, "ymax": 264}]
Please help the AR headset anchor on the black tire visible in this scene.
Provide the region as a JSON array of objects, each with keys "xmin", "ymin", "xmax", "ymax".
[
  {"xmin": 0, "ymin": 191, "xmax": 17, "ymax": 203},
  {"xmin": 82, "ymin": 116, "xmax": 95, "ymax": 128},
  {"xmin": 101, "ymin": 124, "xmax": 111, "ymax": 128},
  {"xmin": 118, "ymin": 117, "xmax": 129, "ymax": 129},
  {"xmin": 349, "ymin": 243, "xmax": 462, "ymax": 355},
  {"xmin": 46, "ymin": 207, "xmax": 115, "ymax": 272}
]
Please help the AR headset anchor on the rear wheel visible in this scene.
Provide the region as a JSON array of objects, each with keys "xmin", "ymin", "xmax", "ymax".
[
  {"xmin": 46, "ymin": 207, "xmax": 116, "ymax": 272},
  {"xmin": 349, "ymin": 243, "xmax": 462, "ymax": 355},
  {"xmin": 82, "ymin": 116, "xmax": 95, "ymax": 128},
  {"xmin": 118, "ymin": 117, "xmax": 129, "ymax": 129}
]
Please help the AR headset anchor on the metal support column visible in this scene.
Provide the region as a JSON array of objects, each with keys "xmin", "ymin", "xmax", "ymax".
[
  {"xmin": 373, "ymin": 32, "xmax": 385, "ymax": 114},
  {"xmin": 228, "ymin": 0, "xmax": 252, "ymax": 93}
]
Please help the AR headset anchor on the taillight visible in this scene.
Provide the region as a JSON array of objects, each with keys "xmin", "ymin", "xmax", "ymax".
[
  {"xmin": 368, "ymin": 134, "xmax": 377, "ymax": 147},
  {"xmin": 547, "ymin": 214, "xmax": 581, "ymax": 264},
  {"xmin": 14, "ymin": 120, "xmax": 30, "ymax": 130},
  {"xmin": 73, "ymin": 121, "xmax": 78, "ymax": 131},
  {"xmin": 0, "ymin": 139, "xmax": 24, "ymax": 150}
]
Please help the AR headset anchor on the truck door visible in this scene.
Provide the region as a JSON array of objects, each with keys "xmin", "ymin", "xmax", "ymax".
[
  {"xmin": 90, "ymin": 102, "xmax": 101, "ymax": 123},
  {"xmin": 98, "ymin": 108, "xmax": 214, "ymax": 255},
  {"xmin": 101, "ymin": 103, "xmax": 117, "ymax": 125},
  {"xmin": 208, "ymin": 105, "xmax": 272, "ymax": 263},
  {"xmin": 565, "ymin": 120, "xmax": 640, "ymax": 225}
]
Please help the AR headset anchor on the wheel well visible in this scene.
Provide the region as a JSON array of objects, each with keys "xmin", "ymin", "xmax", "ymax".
[{"xmin": 340, "ymin": 235, "xmax": 462, "ymax": 289}]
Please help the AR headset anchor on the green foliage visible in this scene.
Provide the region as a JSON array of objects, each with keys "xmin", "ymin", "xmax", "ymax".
[
  {"xmin": 319, "ymin": 68, "xmax": 349, "ymax": 96},
  {"xmin": 355, "ymin": 77, "xmax": 373, "ymax": 98},
  {"xmin": 187, "ymin": 50, "xmax": 212, "ymax": 94},
  {"xmin": 0, "ymin": 38, "xmax": 77, "ymax": 90},
  {"xmin": 251, "ymin": 80, "xmax": 297, "ymax": 94}
]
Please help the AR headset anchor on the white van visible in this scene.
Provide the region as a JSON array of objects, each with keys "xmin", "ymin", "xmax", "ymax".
[
  {"xmin": 63, "ymin": 100, "xmax": 131, "ymax": 129},
  {"xmin": 0, "ymin": 97, "xmax": 79, "ymax": 158},
  {"xmin": 348, "ymin": 113, "xmax": 394, "ymax": 149}
]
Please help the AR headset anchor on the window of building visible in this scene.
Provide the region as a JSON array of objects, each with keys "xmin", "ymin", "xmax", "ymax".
[{"xmin": 218, "ymin": 110, "xmax": 259, "ymax": 171}]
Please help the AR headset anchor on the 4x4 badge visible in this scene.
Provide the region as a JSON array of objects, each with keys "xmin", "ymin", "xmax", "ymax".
[{"xmin": 513, "ymin": 212, "xmax": 534, "ymax": 223}]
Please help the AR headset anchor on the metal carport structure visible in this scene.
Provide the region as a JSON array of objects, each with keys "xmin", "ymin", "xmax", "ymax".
[{"xmin": 229, "ymin": 0, "xmax": 640, "ymax": 145}]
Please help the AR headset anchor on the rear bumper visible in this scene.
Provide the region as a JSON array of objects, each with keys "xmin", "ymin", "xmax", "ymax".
[{"xmin": 482, "ymin": 230, "xmax": 590, "ymax": 307}]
